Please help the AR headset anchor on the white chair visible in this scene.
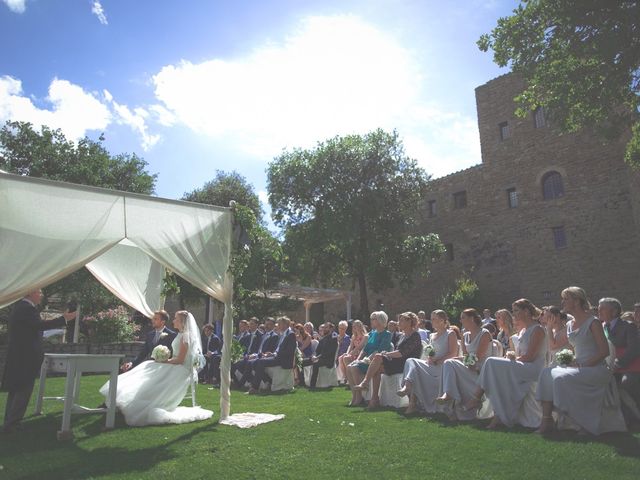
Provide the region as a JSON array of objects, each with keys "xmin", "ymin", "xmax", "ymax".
[
  {"xmin": 378, "ymin": 373, "xmax": 408, "ymax": 408},
  {"xmin": 491, "ymin": 339, "xmax": 504, "ymax": 358},
  {"xmin": 303, "ymin": 365, "xmax": 314, "ymax": 386},
  {"xmin": 315, "ymin": 366, "xmax": 338, "ymax": 388},
  {"xmin": 185, "ymin": 373, "xmax": 198, "ymax": 406},
  {"xmin": 264, "ymin": 366, "xmax": 295, "ymax": 392}
]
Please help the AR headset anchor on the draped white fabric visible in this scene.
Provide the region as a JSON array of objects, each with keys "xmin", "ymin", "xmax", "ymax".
[
  {"xmin": 86, "ymin": 239, "xmax": 164, "ymax": 318},
  {"xmin": 0, "ymin": 172, "xmax": 235, "ymax": 419}
]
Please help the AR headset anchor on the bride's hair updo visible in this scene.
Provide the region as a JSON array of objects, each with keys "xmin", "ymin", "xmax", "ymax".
[{"xmin": 175, "ymin": 310, "xmax": 189, "ymax": 329}]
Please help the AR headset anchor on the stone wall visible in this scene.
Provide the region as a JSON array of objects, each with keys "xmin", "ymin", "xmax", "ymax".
[{"xmin": 321, "ymin": 73, "xmax": 640, "ymax": 320}]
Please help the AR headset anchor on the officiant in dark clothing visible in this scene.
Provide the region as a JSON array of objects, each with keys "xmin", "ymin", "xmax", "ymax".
[
  {"xmin": 121, "ymin": 310, "xmax": 176, "ymax": 372},
  {"xmin": 1, "ymin": 289, "xmax": 76, "ymax": 434}
]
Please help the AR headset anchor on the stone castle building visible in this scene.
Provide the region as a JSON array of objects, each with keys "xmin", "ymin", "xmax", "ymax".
[{"xmin": 321, "ymin": 72, "xmax": 640, "ymax": 321}]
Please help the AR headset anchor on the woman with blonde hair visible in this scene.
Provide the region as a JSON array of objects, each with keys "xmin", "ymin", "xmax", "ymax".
[
  {"xmin": 495, "ymin": 309, "xmax": 515, "ymax": 354},
  {"xmin": 536, "ymin": 287, "xmax": 626, "ymax": 435},
  {"xmin": 398, "ymin": 310, "xmax": 459, "ymax": 415},
  {"xmin": 354, "ymin": 312, "xmax": 423, "ymax": 410},
  {"xmin": 436, "ymin": 308, "xmax": 492, "ymax": 420},
  {"xmin": 467, "ymin": 299, "xmax": 547, "ymax": 429},
  {"xmin": 338, "ymin": 320, "xmax": 367, "ymax": 385}
]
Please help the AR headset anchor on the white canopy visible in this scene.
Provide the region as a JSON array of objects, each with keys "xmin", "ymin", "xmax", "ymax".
[{"xmin": 0, "ymin": 171, "xmax": 235, "ymax": 419}]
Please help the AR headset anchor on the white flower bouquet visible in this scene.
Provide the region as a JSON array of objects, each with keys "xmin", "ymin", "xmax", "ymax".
[
  {"xmin": 425, "ymin": 344, "xmax": 436, "ymax": 358},
  {"xmin": 555, "ymin": 348, "xmax": 575, "ymax": 367},
  {"xmin": 151, "ymin": 345, "xmax": 171, "ymax": 362},
  {"xmin": 361, "ymin": 355, "xmax": 372, "ymax": 365},
  {"xmin": 463, "ymin": 353, "xmax": 478, "ymax": 367}
]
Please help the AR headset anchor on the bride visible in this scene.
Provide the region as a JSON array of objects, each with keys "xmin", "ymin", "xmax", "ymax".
[{"xmin": 99, "ymin": 310, "xmax": 213, "ymax": 427}]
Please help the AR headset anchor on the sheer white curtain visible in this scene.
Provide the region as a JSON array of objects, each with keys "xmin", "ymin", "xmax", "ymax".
[
  {"xmin": 0, "ymin": 174, "xmax": 125, "ymax": 308},
  {"xmin": 86, "ymin": 239, "xmax": 164, "ymax": 318}
]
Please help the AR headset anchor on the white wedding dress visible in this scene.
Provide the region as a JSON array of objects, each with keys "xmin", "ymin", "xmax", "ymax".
[{"xmin": 100, "ymin": 331, "xmax": 213, "ymax": 427}]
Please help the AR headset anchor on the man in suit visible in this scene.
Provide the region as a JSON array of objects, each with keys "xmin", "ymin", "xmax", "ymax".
[
  {"xmin": 231, "ymin": 317, "xmax": 263, "ymax": 385},
  {"xmin": 200, "ymin": 324, "xmax": 222, "ymax": 384},
  {"xmin": 121, "ymin": 310, "xmax": 176, "ymax": 372},
  {"xmin": 235, "ymin": 317, "xmax": 279, "ymax": 388},
  {"xmin": 302, "ymin": 322, "xmax": 339, "ymax": 388},
  {"xmin": 599, "ymin": 298, "xmax": 640, "ymax": 416},
  {"xmin": 1, "ymin": 289, "xmax": 76, "ymax": 433},
  {"xmin": 235, "ymin": 319, "xmax": 249, "ymax": 341},
  {"xmin": 247, "ymin": 316, "xmax": 296, "ymax": 394}
]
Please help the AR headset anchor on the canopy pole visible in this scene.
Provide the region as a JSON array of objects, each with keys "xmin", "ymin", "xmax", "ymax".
[
  {"xmin": 207, "ymin": 297, "xmax": 214, "ymax": 325},
  {"xmin": 346, "ymin": 293, "xmax": 352, "ymax": 321},
  {"xmin": 219, "ymin": 272, "xmax": 234, "ymax": 420},
  {"xmin": 73, "ymin": 304, "xmax": 81, "ymax": 343},
  {"xmin": 305, "ymin": 302, "xmax": 311, "ymax": 323}
]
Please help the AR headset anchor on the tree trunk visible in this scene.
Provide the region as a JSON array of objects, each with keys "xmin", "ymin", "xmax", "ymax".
[{"xmin": 357, "ymin": 271, "xmax": 370, "ymax": 324}]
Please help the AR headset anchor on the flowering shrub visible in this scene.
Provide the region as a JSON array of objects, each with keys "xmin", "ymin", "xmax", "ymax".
[{"xmin": 83, "ymin": 306, "xmax": 139, "ymax": 343}]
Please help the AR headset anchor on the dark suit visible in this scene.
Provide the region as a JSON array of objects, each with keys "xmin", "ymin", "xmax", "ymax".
[
  {"xmin": 200, "ymin": 333, "xmax": 222, "ymax": 383},
  {"xmin": 250, "ymin": 329, "xmax": 297, "ymax": 389},
  {"xmin": 235, "ymin": 330, "xmax": 280, "ymax": 387},
  {"xmin": 302, "ymin": 333, "xmax": 339, "ymax": 387},
  {"xmin": 606, "ymin": 318, "xmax": 640, "ymax": 403},
  {"xmin": 1, "ymin": 299, "xmax": 66, "ymax": 430},
  {"xmin": 231, "ymin": 330, "xmax": 263, "ymax": 384},
  {"xmin": 132, "ymin": 326, "xmax": 176, "ymax": 368}
]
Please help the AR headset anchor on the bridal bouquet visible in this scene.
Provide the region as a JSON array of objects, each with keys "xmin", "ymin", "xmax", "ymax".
[
  {"xmin": 463, "ymin": 353, "xmax": 478, "ymax": 367},
  {"xmin": 361, "ymin": 355, "xmax": 372, "ymax": 365},
  {"xmin": 151, "ymin": 345, "xmax": 171, "ymax": 362},
  {"xmin": 424, "ymin": 344, "xmax": 436, "ymax": 358},
  {"xmin": 555, "ymin": 348, "xmax": 575, "ymax": 367}
]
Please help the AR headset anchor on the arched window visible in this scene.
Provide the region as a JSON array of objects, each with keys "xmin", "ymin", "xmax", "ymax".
[{"xmin": 542, "ymin": 171, "xmax": 564, "ymax": 200}]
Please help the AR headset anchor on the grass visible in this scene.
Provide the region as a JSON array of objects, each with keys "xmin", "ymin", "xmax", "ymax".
[{"xmin": 0, "ymin": 376, "xmax": 639, "ymax": 480}]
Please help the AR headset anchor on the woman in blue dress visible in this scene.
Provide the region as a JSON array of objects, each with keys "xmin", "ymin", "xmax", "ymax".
[{"xmin": 346, "ymin": 311, "xmax": 393, "ymax": 406}]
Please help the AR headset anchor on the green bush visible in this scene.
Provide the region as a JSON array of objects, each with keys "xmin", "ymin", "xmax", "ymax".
[
  {"xmin": 84, "ymin": 306, "xmax": 140, "ymax": 344},
  {"xmin": 440, "ymin": 273, "xmax": 479, "ymax": 325}
]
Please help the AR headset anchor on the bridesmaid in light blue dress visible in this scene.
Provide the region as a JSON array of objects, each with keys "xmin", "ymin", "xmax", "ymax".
[
  {"xmin": 536, "ymin": 287, "xmax": 626, "ymax": 435},
  {"xmin": 469, "ymin": 299, "xmax": 547, "ymax": 429},
  {"xmin": 398, "ymin": 310, "xmax": 458, "ymax": 415}
]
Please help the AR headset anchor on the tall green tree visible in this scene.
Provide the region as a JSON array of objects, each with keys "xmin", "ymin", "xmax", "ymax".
[
  {"xmin": 181, "ymin": 171, "xmax": 286, "ymax": 318},
  {"xmin": 478, "ymin": 0, "xmax": 640, "ymax": 167},
  {"xmin": 268, "ymin": 129, "xmax": 444, "ymax": 319},
  {"xmin": 0, "ymin": 121, "xmax": 157, "ymax": 313}
]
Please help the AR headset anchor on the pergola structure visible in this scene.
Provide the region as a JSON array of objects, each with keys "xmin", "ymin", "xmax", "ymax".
[{"xmin": 264, "ymin": 283, "xmax": 352, "ymax": 322}]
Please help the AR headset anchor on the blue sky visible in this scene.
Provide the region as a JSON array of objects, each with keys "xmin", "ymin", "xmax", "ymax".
[{"xmin": 0, "ymin": 0, "xmax": 517, "ymax": 222}]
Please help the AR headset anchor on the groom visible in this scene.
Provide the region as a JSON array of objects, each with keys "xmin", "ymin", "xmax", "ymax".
[{"xmin": 121, "ymin": 310, "xmax": 176, "ymax": 372}]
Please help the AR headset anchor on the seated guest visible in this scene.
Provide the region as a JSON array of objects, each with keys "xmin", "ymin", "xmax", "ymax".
[
  {"xmin": 200, "ymin": 324, "xmax": 222, "ymax": 385},
  {"xmin": 436, "ymin": 308, "xmax": 492, "ymax": 421},
  {"xmin": 235, "ymin": 319, "xmax": 249, "ymax": 340},
  {"xmin": 354, "ymin": 312, "xmax": 423, "ymax": 410},
  {"xmin": 235, "ymin": 317, "xmax": 279, "ymax": 388},
  {"xmin": 417, "ymin": 315, "xmax": 431, "ymax": 342},
  {"xmin": 247, "ymin": 317, "xmax": 297, "ymax": 394},
  {"xmin": 398, "ymin": 310, "xmax": 458, "ymax": 415},
  {"xmin": 339, "ymin": 320, "xmax": 368, "ymax": 384},
  {"xmin": 599, "ymin": 298, "xmax": 640, "ymax": 420},
  {"xmin": 495, "ymin": 309, "xmax": 515, "ymax": 353},
  {"xmin": 336, "ymin": 321, "xmax": 351, "ymax": 362},
  {"xmin": 231, "ymin": 317, "xmax": 262, "ymax": 384},
  {"xmin": 302, "ymin": 323, "xmax": 339, "ymax": 388},
  {"xmin": 536, "ymin": 287, "xmax": 626, "ymax": 435},
  {"xmin": 388, "ymin": 320, "xmax": 401, "ymax": 348},
  {"xmin": 483, "ymin": 322, "xmax": 497, "ymax": 339},
  {"xmin": 482, "ymin": 309, "xmax": 496, "ymax": 327},
  {"xmin": 468, "ymin": 299, "xmax": 547, "ymax": 429},
  {"xmin": 418, "ymin": 310, "xmax": 433, "ymax": 332},
  {"xmin": 543, "ymin": 306, "xmax": 569, "ymax": 366},
  {"xmin": 304, "ymin": 322, "xmax": 318, "ymax": 340},
  {"xmin": 295, "ymin": 324, "xmax": 313, "ymax": 358},
  {"xmin": 346, "ymin": 312, "xmax": 393, "ymax": 407}
]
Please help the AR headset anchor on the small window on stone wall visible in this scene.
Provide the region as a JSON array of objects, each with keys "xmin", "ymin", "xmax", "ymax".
[
  {"xmin": 542, "ymin": 171, "xmax": 564, "ymax": 200},
  {"xmin": 499, "ymin": 121, "xmax": 510, "ymax": 141},
  {"xmin": 453, "ymin": 191, "xmax": 467, "ymax": 209},
  {"xmin": 507, "ymin": 188, "xmax": 518, "ymax": 208},
  {"xmin": 427, "ymin": 200, "xmax": 437, "ymax": 218},
  {"xmin": 534, "ymin": 107, "xmax": 546, "ymax": 128},
  {"xmin": 552, "ymin": 226, "xmax": 567, "ymax": 249}
]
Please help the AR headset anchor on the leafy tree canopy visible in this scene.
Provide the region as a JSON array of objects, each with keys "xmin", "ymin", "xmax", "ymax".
[{"xmin": 478, "ymin": 0, "xmax": 640, "ymax": 167}]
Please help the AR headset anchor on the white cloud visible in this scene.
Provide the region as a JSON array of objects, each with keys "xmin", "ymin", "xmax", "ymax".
[
  {"xmin": 0, "ymin": 75, "xmax": 111, "ymax": 140},
  {"xmin": 91, "ymin": 1, "xmax": 108, "ymax": 25},
  {"xmin": 0, "ymin": 75, "xmax": 159, "ymax": 150},
  {"xmin": 104, "ymin": 90, "xmax": 160, "ymax": 150},
  {"xmin": 2, "ymin": 0, "xmax": 26, "ymax": 13},
  {"xmin": 151, "ymin": 15, "xmax": 480, "ymax": 175}
]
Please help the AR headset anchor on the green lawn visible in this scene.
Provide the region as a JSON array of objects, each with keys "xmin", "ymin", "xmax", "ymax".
[{"xmin": 0, "ymin": 376, "xmax": 639, "ymax": 480}]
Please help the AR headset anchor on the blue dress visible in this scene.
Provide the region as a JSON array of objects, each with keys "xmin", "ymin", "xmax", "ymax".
[{"xmin": 351, "ymin": 329, "xmax": 393, "ymax": 373}]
